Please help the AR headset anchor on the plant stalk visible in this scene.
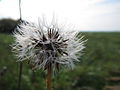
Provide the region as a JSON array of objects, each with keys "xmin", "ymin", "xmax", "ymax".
[
  {"xmin": 19, "ymin": 0, "xmax": 22, "ymax": 20},
  {"xmin": 46, "ymin": 66, "xmax": 52, "ymax": 90},
  {"xmin": 17, "ymin": 0, "xmax": 23, "ymax": 90},
  {"xmin": 17, "ymin": 62, "xmax": 23, "ymax": 90}
]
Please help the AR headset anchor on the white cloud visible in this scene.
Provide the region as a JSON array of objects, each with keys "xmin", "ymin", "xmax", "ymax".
[{"xmin": 0, "ymin": 0, "xmax": 120, "ymax": 31}]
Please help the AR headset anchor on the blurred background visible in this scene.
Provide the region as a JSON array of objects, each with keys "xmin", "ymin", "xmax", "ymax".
[{"xmin": 0, "ymin": 0, "xmax": 120, "ymax": 90}]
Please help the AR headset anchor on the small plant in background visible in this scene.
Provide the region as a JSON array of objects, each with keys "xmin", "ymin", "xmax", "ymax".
[{"xmin": 12, "ymin": 18, "xmax": 86, "ymax": 90}]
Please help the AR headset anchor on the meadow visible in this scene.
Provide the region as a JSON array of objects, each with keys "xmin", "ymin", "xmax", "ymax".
[{"xmin": 0, "ymin": 32, "xmax": 120, "ymax": 90}]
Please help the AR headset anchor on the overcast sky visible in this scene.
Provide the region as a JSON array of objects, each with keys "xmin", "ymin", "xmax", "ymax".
[{"xmin": 0, "ymin": 0, "xmax": 120, "ymax": 31}]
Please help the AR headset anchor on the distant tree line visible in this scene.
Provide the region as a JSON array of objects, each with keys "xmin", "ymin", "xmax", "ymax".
[{"xmin": 0, "ymin": 18, "xmax": 19, "ymax": 34}]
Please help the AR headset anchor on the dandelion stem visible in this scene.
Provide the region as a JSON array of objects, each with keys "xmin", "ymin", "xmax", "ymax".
[
  {"xmin": 46, "ymin": 66, "xmax": 52, "ymax": 90},
  {"xmin": 19, "ymin": 0, "xmax": 22, "ymax": 20},
  {"xmin": 17, "ymin": 0, "xmax": 23, "ymax": 90},
  {"xmin": 17, "ymin": 62, "xmax": 23, "ymax": 90}
]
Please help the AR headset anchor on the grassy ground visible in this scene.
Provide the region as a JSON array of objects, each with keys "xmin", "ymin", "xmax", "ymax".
[{"xmin": 0, "ymin": 32, "xmax": 120, "ymax": 90}]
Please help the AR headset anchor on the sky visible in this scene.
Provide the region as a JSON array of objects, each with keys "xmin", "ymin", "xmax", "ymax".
[{"xmin": 0, "ymin": 0, "xmax": 120, "ymax": 31}]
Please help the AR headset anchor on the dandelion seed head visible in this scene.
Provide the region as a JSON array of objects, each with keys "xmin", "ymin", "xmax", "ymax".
[{"xmin": 13, "ymin": 19, "xmax": 86, "ymax": 71}]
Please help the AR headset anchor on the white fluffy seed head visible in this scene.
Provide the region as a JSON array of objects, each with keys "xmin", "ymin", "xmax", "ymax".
[{"xmin": 12, "ymin": 19, "xmax": 86, "ymax": 71}]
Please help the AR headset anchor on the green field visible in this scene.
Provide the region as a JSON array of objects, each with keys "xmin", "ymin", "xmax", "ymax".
[{"xmin": 0, "ymin": 32, "xmax": 120, "ymax": 90}]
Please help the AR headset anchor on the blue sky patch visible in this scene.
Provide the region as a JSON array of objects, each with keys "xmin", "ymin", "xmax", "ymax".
[{"xmin": 104, "ymin": 0, "xmax": 120, "ymax": 3}]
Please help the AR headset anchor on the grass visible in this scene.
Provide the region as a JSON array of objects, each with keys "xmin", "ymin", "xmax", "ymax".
[
  {"xmin": 0, "ymin": 32, "xmax": 120, "ymax": 90},
  {"xmin": 82, "ymin": 32, "xmax": 120, "ymax": 70}
]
